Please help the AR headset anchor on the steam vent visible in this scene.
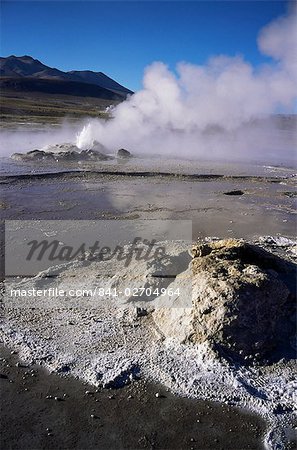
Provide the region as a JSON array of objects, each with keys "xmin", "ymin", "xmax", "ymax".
[{"xmin": 153, "ymin": 239, "xmax": 296, "ymax": 363}]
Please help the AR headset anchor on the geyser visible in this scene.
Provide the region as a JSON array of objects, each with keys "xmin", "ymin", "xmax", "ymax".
[{"xmin": 76, "ymin": 9, "xmax": 297, "ymax": 164}]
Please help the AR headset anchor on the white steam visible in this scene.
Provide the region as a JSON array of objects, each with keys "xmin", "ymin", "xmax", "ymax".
[{"xmin": 76, "ymin": 10, "xmax": 297, "ymax": 164}]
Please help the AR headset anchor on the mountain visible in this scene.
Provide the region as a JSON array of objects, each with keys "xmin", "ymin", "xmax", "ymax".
[
  {"xmin": 68, "ymin": 70, "xmax": 132, "ymax": 96},
  {"xmin": 0, "ymin": 77, "xmax": 124, "ymax": 101},
  {"xmin": 0, "ymin": 55, "xmax": 71, "ymax": 80},
  {"xmin": 0, "ymin": 55, "xmax": 133, "ymax": 99}
]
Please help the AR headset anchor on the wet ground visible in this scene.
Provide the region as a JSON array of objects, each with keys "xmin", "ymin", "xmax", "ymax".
[
  {"xmin": 0, "ymin": 155, "xmax": 296, "ymax": 450},
  {"xmin": 0, "ymin": 347, "xmax": 268, "ymax": 450},
  {"xmin": 1, "ymin": 156, "xmax": 296, "ymax": 240}
]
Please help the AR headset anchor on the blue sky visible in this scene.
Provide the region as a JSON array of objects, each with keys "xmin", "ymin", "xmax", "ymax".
[{"xmin": 0, "ymin": 1, "xmax": 290, "ymax": 91}]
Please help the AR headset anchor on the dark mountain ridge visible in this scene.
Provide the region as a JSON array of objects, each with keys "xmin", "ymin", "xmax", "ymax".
[
  {"xmin": 68, "ymin": 70, "xmax": 132, "ymax": 96},
  {"xmin": 0, "ymin": 77, "xmax": 123, "ymax": 100},
  {"xmin": 0, "ymin": 55, "xmax": 133, "ymax": 99}
]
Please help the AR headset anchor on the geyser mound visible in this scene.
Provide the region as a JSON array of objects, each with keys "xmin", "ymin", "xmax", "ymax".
[
  {"xmin": 11, "ymin": 141, "xmax": 115, "ymax": 162},
  {"xmin": 153, "ymin": 239, "xmax": 296, "ymax": 363}
]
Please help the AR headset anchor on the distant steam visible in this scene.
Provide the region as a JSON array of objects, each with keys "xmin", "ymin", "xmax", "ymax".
[
  {"xmin": 76, "ymin": 9, "xmax": 297, "ymax": 164},
  {"xmin": 1, "ymin": 10, "xmax": 296, "ymax": 165}
]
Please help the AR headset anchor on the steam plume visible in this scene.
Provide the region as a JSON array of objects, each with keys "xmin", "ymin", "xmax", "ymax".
[{"xmin": 76, "ymin": 9, "xmax": 297, "ymax": 164}]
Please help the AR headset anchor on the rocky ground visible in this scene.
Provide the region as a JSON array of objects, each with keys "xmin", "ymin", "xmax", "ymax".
[
  {"xmin": 1, "ymin": 237, "xmax": 296, "ymax": 449},
  {"xmin": 1, "ymin": 148, "xmax": 296, "ymax": 449}
]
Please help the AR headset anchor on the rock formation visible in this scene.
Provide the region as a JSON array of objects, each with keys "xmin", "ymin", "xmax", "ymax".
[
  {"xmin": 11, "ymin": 144, "xmax": 112, "ymax": 162},
  {"xmin": 153, "ymin": 239, "xmax": 296, "ymax": 363},
  {"xmin": 116, "ymin": 148, "xmax": 132, "ymax": 158}
]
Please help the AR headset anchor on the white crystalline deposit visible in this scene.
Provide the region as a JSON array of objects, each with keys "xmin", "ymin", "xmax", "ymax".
[
  {"xmin": 1, "ymin": 238, "xmax": 296, "ymax": 450},
  {"xmin": 258, "ymin": 236, "xmax": 297, "ymax": 258}
]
